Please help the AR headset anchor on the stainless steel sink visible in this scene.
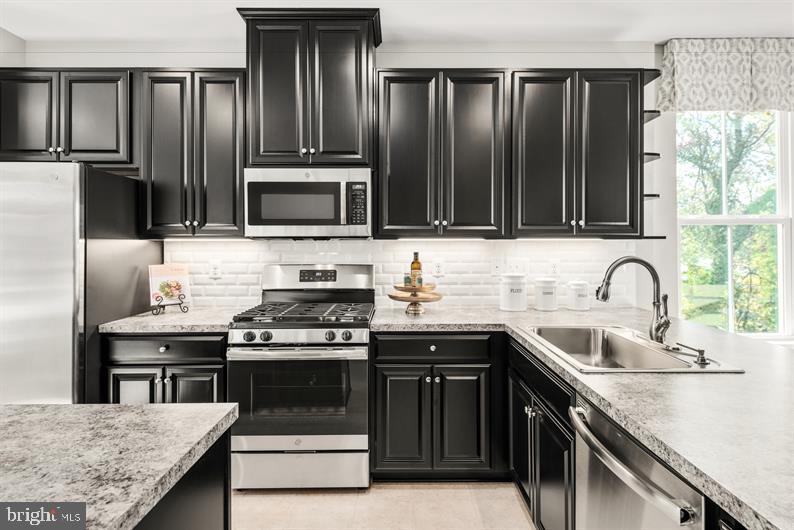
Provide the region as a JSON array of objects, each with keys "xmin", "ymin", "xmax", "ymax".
[{"xmin": 522, "ymin": 326, "xmax": 743, "ymax": 373}]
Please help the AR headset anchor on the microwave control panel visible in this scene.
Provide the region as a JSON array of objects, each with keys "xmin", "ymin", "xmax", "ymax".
[{"xmin": 347, "ymin": 183, "xmax": 368, "ymax": 225}]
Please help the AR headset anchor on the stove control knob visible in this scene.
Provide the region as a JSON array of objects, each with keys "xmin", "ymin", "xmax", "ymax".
[
  {"xmin": 341, "ymin": 330, "xmax": 353, "ymax": 342},
  {"xmin": 243, "ymin": 331, "xmax": 257, "ymax": 343},
  {"xmin": 260, "ymin": 331, "xmax": 273, "ymax": 342},
  {"xmin": 325, "ymin": 330, "xmax": 337, "ymax": 342}
]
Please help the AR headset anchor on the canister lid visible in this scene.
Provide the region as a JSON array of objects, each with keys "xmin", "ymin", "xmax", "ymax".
[
  {"xmin": 535, "ymin": 277, "xmax": 558, "ymax": 286},
  {"xmin": 568, "ymin": 280, "xmax": 589, "ymax": 287},
  {"xmin": 501, "ymin": 273, "xmax": 527, "ymax": 283}
]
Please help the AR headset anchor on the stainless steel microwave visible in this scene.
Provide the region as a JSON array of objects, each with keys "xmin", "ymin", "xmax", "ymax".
[{"xmin": 244, "ymin": 168, "xmax": 371, "ymax": 238}]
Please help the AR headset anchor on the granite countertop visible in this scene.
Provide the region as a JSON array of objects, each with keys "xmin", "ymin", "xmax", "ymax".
[
  {"xmin": 99, "ymin": 304, "xmax": 794, "ymax": 530},
  {"xmin": 0, "ymin": 403, "xmax": 238, "ymax": 530},
  {"xmin": 98, "ymin": 306, "xmax": 245, "ymax": 334}
]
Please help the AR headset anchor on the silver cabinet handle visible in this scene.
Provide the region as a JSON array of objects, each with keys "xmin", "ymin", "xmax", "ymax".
[
  {"xmin": 524, "ymin": 405, "xmax": 530, "ymax": 415},
  {"xmin": 425, "ymin": 376, "xmax": 431, "ymax": 383},
  {"xmin": 301, "ymin": 148, "xmax": 307, "ymax": 154},
  {"xmin": 55, "ymin": 146, "xmax": 64, "ymax": 153},
  {"xmin": 163, "ymin": 377, "xmax": 171, "ymax": 384},
  {"xmin": 158, "ymin": 345, "xmax": 169, "ymax": 353},
  {"xmin": 192, "ymin": 220, "xmax": 199, "ymax": 227},
  {"xmin": 184, "ymin": 220, "xmax": 191, "ymax": 227},
  {"xmin": 48, "ymin": 147, "xmax": 55, "ymax": 153},
  {"xmin": 434, "ymin": 220, "xmax": 440, "ymax": 226},
  {"xmin": 441, "ymin": 220, "xmax": 448, "ymax": 226},
  {"xmin": 570, "ymin": 220, "xmax": 576, "ymax": 226},
  {"xmin": 568, "ymin": 407, "xmax": 697, "ymax": 526},
  {"xmin": 434, "ymin": 376, "xmax": 441, "ymax": 383},
  {"xmin": 429, "ymin": 345, "xmax": 436, "ymax": 352},
  {"xmin": 524, "ymin": 406, "xmax": 537, "ymax": 417},
  {"xmin": 578, "ymin": 220, "xmax": 584, "ymax": 227},
  {"xmin": 310, "ymin": 147, "xmax": 316, "ymax": 154},
  {"xmin": 154, "ymin": 377, "xmax": 162, "ymax": 384}
]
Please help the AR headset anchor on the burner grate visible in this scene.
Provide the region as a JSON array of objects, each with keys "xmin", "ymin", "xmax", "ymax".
[{"xmin": 232, "ymin": 302, "xmax": 374, "ymax": 323}]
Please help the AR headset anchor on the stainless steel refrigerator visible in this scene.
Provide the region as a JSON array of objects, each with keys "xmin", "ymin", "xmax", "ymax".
[{"xmin": 0, "ymin": 162, "xmax": 162, "ymax": 403}]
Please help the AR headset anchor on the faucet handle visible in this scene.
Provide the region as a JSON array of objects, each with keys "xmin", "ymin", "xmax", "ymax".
[{"xmin": 661, "ymin": 293, "xmax": 669, "ymax": 317}]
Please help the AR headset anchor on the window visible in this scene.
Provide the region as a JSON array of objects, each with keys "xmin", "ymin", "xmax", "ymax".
[{"xmin": 676, "ymin": 111, "xmax": 792, "ymax": 336}]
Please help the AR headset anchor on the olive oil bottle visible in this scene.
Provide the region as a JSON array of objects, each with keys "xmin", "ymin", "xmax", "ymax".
[{"xmin": 410, "ymin": 252, "xmax": 423, "ymax": 287}]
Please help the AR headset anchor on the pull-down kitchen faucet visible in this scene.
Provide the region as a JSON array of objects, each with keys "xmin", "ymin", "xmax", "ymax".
[{"xmin": 596, "ymin": 256, "xmax": 671, "ymax": 344}]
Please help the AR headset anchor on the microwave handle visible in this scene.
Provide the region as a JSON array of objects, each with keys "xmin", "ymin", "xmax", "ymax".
[{"xmin": 340, "ymin": 182, "xmax": 347, "ymax": 225}]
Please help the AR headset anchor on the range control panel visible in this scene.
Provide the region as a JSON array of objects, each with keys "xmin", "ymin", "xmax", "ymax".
[
  {"xmin": 347, "ymin": 182, "xmax": 368, "ymax": 225},
  {"xmin": 299, "ymin": 269, "xmax": 337, "ymax": 282}
]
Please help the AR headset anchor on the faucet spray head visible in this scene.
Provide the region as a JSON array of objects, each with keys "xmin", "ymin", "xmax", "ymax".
[{"xmin": 595, "ymin": 280, "xmax": 611, "ymax": 302}]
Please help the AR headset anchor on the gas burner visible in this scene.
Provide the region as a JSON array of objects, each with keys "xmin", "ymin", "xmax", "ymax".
[{"xmin": 232, "ymin": 302, "xmax": 374, "ymax": 324}]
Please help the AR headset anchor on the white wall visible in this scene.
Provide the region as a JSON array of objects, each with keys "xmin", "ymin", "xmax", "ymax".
[{"xmin": 0, "ymin": 28, "xmax": 25, "ymax": 66}]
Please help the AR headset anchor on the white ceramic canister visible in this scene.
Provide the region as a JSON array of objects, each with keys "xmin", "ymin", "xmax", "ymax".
[
  {"xmin": 534, "ymin": 277, "xmax": 559, "ymax": 311},
  {"xmin": 568, "ymin": 280, "xmax": 591, "ymax": 311},
  {"xmin": 500, "ymin": 273, "xmax": 528, "ymax": 311}
]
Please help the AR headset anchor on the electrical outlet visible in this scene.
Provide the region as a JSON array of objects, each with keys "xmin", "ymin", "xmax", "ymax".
[
  {"xmin": 490, "ymin": 259, "xmax": 505, "ymax": 276},
  {"xmin": 507, "ymin": 261, "xmax": 525, "ymax": 274},
  {"xmin": 209, "ymin": 260, "xmax": 222, "ymax": 280},
  {"xmin": 432, "ymin": 262, "xmax": 445, "ymax": 276},
  {"xmin": 548, "ymin": 259, "xmax": 560, "ymax": 276}
]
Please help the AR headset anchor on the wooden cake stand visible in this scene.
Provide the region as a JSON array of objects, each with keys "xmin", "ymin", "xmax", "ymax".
[{"xmin": 388, "ymin": 283, "xmax": 442, "ymax": 315}]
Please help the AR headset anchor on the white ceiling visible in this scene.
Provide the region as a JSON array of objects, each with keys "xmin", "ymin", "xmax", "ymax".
[{"xmin": 0, "ymin": 0, "xmax": 792, "ymax": 45}]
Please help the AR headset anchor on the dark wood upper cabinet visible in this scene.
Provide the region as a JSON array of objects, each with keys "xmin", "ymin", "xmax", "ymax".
[
  {"xmin": 576, "ymin": 70, "xmax": 642, "ymax": 236},
  {"xmin": 59, "ymin": 70, "xmax": 130, "ymax": 163},
  {"xmin": 193, "ymin": 71, "xmax": 244, "ymax": 236},
  {"xmin": 310, "ymin": 20, "xmax": 370, "ymax": 164},
  {"xmin": 511, "ymin": 71, "xmax": 575, "ymax": 236},
  {"xmin": 377, "ymin": 71, "xmax": 441, "ymax": 237},
  {"xmin": 442, "ymin": 71, "xmax": 505, "ymax": 237},
  {"xmin": 247, "ymin": 20, "xmax": 309, "ymax": 165},
  {"xmin": 0, "ymin": 71, "xmax": 58, "ymax": 161},
  {"xmin": 240, "ymin": 9, "xmax": 379, "ymax": 166},
  {"xmin": 141, "ymin": 71, "xmax": 193, "ymax": 237}
]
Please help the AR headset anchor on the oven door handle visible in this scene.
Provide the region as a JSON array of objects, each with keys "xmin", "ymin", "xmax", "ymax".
[
  {"xmin": 226, "ymin": 347, "xmax": 368, "ymax": 361},
  {"xmin": 568, "ymin": 407, "xmax": 697, "ymax": 526}
]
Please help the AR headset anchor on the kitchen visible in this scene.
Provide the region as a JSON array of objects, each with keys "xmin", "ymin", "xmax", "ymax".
[{"xmin": 0, "ymin": 2, "xmax": 792, "ymax": 530}]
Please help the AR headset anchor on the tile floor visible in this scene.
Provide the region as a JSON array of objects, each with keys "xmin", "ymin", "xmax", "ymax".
[{"xmin": 233, "ymin": 482, "xmax": 535, "ymax": 530}]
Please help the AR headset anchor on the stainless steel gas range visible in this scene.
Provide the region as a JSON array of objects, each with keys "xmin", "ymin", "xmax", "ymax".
[{"xmin": 226, "ymin": 264, "xmax": 374, "ymax": 489}]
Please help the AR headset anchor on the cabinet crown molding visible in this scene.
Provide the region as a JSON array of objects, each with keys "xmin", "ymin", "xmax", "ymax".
[{"xmin": 237, "ymin": 8, "xmax": 382, "ymax": 47}]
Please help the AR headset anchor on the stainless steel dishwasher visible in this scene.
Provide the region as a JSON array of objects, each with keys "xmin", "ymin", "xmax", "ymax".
[{"xmin": 569, "ymin": 399, "xmax": 704, "ymax": 529}]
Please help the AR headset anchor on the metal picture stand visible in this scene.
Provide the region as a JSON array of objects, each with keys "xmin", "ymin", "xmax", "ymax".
[{"xmin": 151, "ymin": 294, "xmax": 189, "ymax": 316}]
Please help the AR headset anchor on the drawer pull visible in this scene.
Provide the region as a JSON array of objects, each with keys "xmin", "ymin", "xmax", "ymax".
[
  {"xmin": 429, "ymin": 345, "xmax": 436, "ymax": 352},
  {"xmin": 159, "ymin": 345, "xmax": 169, "ymax": 353}
]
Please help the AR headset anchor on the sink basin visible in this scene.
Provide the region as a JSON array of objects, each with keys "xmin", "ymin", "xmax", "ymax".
[{"xmin": 522, "ymin": 326, "xmax": 743, "ymax": 373}]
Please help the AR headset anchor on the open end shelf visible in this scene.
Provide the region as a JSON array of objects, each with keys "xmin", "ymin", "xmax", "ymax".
[
  {"xmin": 643, "ymin": 110, "xmax": 661, "ymax": 124},
  {"xmin": 644, "ymin": 152, "xmax": 661, "ymax": 164}
]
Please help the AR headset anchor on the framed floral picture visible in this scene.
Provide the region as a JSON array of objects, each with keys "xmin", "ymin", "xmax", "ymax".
[{"xmin": 148, "ymin": 264, "xmax": 192, "ymax": 307}]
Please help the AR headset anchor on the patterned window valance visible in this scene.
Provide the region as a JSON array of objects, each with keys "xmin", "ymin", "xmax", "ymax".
[{"xmin": 657, "ymin": 38, "xmax": 794, "ymax": 111}]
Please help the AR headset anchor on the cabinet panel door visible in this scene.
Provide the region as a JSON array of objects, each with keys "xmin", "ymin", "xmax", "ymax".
[
  {"xmin": 577, "ymin": 70, "xmax": 642, "ymax": 235},
  {"xmin": 193, "ymin": 71, "xmax": 244, "ymax": 236},
  {"xmin": 247, "ymin": 20, "xmax": 309, "ymax": 165},
  {"xmin": 0, "ymin": 71, "xmax": 58, "ymax": 161},
  {"xmin": 165, "ymin": 366, "xmax": 224, "ymax": 403},
  {"xmin": 141, "ymin": 71, "xmax": 193, "ymax": 236},
  {"xmin": 535, "ymin": 401, "xmax": 574, "ymax": 530},
  {"xmin": 108, "ymin": 366, "xmax": 162, "ymax": 404},
  {"xmin": 374, "ymin": 364, "xmax": 433, "ymax": 470},
  {"xmin": 442, "ymin": 71, "xmax": 505, "ymax": 237},
  {"xmin": 59, "ymin": 70, "xmax": 130, "ymax": 163},
  {"xmin": 377, "ymin": 71, "xmax": 441, "ymax": 237},
  {"xmin": 512, "ymin": 71, "xmax": 574, "ymax": 236},
  {"xmin": 433, "ymin": 364, "xmax": 490, "ymax": 469},
  {"xmin": 309, "ymin": 20, "xmax": 370, "ymax": 164},
  {"xmin": 510, "ymin": 377, "xmax": 533, "ymax": 504}
]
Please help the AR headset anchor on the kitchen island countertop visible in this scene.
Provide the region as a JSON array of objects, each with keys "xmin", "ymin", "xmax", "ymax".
[{"xmin": 0, "ymin": 403, "xmax": 238, "ymax": 529}]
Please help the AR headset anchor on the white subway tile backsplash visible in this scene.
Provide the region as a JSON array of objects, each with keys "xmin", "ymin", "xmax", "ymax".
[{"xmin": 164, "ymin": 239, "xmax": 638, "ymax": 308}]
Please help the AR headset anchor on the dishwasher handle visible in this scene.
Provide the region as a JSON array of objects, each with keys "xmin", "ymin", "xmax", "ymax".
[{"xmin": 568, "ymin": 406, "xmax": 697, "ymax": 526}]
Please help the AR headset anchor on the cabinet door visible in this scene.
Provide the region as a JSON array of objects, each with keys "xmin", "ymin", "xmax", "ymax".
[
  {"xmin": 193, "ymin": 71, "xmax": 244, "ymax": 236},
  {"xmin": 374, "ymin": 364, "xmax": 433, "ymax": 470},
  {"xmin": 433, "ymin": 364, "xmax": 491, "ymax": 469},
  {"xmin": 108, "ymin": 366, "xmax": 163, "ymax": 404},
  {"xmin": 377, "ymin": 71, "xmax": 441, "ymax": 237},
  {"xmin": 441, "ymin": 71, "xmax": 505, "ymax": 237},
  {"xmin": 576, "ymin": 70, "xmax": 642, "ymax": 235},
  {"xmin": 141, "ymin": 71, "xmax": 193, "ymax": 236},
  {"xmin": 309, "ymin": 20, "xmax": 370, "ymax": 164},
  {"xmin": 247, "ymin": 20, "xmax": 309, "ymax": 165},
  {"xmin": 0, "ymin": 71, "xmax": 58, "ymax": 161},
  {"xmin": 164, "ymin": 365, "xmax": 224, "ymax": 403},
  {"xmin": 59, "ymin": 70, "xmax": 130, "ymax": 163},
  {"xmin": 534, "ymin": 401, "xmax": 574, "ymax": 530},
  {"xmin": 510, "ymin": 377, "xmax": 533, "ymax": 504},
  {"xmin": 512, "ymin": 71, "xmax": 575, "ymax": 237}
]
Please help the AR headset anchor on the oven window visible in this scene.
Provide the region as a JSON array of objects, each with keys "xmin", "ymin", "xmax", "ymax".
[
  {"xmin": 247, "ymin": 182, "xmax": 341, "ymax": 225},
  {"xmin": 252, "ymin": 361, "xmax": 350, "ymax": 416}
]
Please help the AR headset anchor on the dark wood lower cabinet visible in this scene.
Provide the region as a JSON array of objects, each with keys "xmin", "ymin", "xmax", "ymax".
[
  {"xmin": 165, "ymin": 365, "xmax": 225, "ymax": 404},
  {"xmin": 107, "ymin": 365, "xmax": 224, "ymax": 405},
  {"xmin": 510, "ymin": 377, "xmax": 532, "ymax": 502},
  {"xmin": 108, "ymin": 366, "xmax": 163, "ymax": 404}
]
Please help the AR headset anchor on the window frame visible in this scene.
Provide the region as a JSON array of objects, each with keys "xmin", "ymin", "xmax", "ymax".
[{"xmin": 676, "ymin": 110, "xmax": 793, "ymax": 338}]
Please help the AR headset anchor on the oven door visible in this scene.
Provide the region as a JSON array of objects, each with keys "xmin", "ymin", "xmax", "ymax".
[{"xmin": 227, "ymin": 346, "xmax": 368, "ymax": 451}]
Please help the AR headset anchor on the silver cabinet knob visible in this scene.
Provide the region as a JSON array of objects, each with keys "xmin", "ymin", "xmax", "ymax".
[
  {"xmin": 434, "ymin": 376, "xmax": 441, "ymax": 383},
  {"xmin": 184, "ymin": 220, "xmax": 191, "ymax": 227},
  {"xmin": 524, "ymin": 405, "xmax": 530, "ymax": 415},
  {"xmin": 441, "ymin": 220, "xmax": 448, "ymax": 226},
  {"xmin": 158, "ymin": 345, "xmax": 169, "ymax": 353},
  {"xmin": 570, "ymin": 220, "xmax": 576, "ymax": 226},
  {"xmin": 192, "ymin": 220, "xmax": 199, "ymax": 227},
  {"xmin": 425, "ymin": 376, "xmax": 431, "ymax": 383},
  {"xmin": 154, "ymin": 377, "xmax": 162, "ymax": 384},
  {"xmin": 301, "ymin": 148, "xmax": 307, "ymax": 154},
  {"xmin": 429, "ymin": 345, "xmax": 436, "ymax": 352},
  {"xmin": 310, "ymin": 147, "xmax": 316, "ymax": 154},
  {"xmin": 578, "ymin": 220, "xmax": 584, "ymax": 226},
  {"xmin": 434, "ymin": 220, "xmax": 440, "ymax": 226},
  {"xmin": 163, "ymin": 377, "xmax": 171, "ymax": 384},
  {"xmin": 55, "ymin": 146, "xmax": 64, "ymax": 153},
  {"xmin": 47, "ymin": 147, "xmax": 55, "ymax": 153}
]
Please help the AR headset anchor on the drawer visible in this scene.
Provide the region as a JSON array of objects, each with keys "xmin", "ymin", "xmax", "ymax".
[
  {"xmin": 374, "ymin": 334, "xmax": 491, "ymax": 362},
  {"xmin": 105, "ymin": 335, "xmax": 226, "ymax": 364},
  {"xmin": 509, "ymin": 340, "xmax": 574, "ymax": 427}
]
